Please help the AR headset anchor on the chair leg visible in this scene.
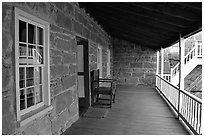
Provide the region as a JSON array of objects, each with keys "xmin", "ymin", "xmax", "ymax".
[
  {"xmin": 110, "ymin": 94, "xmax": 112, "ymax": 108},
  {"xmin": 113, "ymin": 93, "xmax": 116, "ymax": 103},
  {"xmin": 96, "ymin": 94, "xmax": 99, "ymax": 102}
]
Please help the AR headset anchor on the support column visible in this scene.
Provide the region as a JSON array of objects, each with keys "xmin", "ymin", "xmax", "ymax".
[
  {"xmin": 156, "ymin": 51, "xmax": 160, "ymax": 75},
  {"xmin": 179, "ymin": 36, "xmax": 185, "ymax": 90},
  {"xmin": 156, "ymin": 50, "xmax": 160, "ymax": 87},
  {"xmin": 178, "ymin": 35, "xmax": 185, "ymax": 118},
  {"xmin": 161, "ymin": 48, "xmax": 164, "ymax": 90}
]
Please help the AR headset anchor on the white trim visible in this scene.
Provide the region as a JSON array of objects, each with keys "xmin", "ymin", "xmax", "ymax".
[
  {"xmin": 15, "ymin": 8, "xmax": 21, "ymax": 121},
  {"xmin": 160, "ymin": 48, "xmax": 164, "ymax": 89},
  {"xmin": 15, "ymin": 7, "xmax": 51, "ymax": 122}
]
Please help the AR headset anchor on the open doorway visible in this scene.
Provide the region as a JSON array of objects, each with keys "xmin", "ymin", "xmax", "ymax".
[{"xmin": 76, "ymin": 36, "xmax": 90, "ymax": 116}]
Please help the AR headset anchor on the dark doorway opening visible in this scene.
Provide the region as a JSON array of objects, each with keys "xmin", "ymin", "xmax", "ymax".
[{"xmin": 76, "ymin": 36, "xmax": 90, "ymax": 116}]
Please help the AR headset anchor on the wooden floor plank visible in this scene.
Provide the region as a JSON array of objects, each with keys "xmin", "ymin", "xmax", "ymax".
[{"xmin": 63, "ymin": 85, "xmax": 191, "ymax": 135}]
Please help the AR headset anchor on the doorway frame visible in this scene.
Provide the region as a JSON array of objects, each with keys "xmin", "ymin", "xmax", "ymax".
[{"xmin": 76, "ymin": 36, "xmax": 90, "ymax": 114}]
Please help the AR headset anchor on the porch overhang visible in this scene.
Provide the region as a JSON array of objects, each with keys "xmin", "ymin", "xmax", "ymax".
[{"xmin": 79, "ymin": 2, "xmax": 202, "ymax": 50}]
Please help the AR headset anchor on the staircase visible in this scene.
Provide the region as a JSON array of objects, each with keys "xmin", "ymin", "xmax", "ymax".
[{"xmin": 169, "ymin": 41, "xmax": 202, "ymax": 86}]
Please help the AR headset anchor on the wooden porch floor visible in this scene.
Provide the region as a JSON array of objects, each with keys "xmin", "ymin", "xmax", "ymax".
[{"xmin": 63, "ymin": 85, "xmax": 191, "ymax": 135}]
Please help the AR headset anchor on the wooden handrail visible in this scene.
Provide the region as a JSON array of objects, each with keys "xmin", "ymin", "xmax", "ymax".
[{"xmin": 156, "ymin": 75, "xmax": 202, "ymax": 135}]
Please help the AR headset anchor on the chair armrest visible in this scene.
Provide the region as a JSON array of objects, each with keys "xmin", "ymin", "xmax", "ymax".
[
  {"xmin": 93, "ymin": 80, "xmax": 113, "ymax": 83},
  {"xmin": 99, "ymin": 78, "xmax": 116, "ymax": 81}
]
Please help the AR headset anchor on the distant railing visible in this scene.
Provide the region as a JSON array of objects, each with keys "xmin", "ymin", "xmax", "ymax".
[
  {"xmin": 171, "ymin": 45, "xmax": 197, "ymax": 77},
  {"xmin": 156, "ymin": 75, "xmax": 202, "ymax": 135},
  {"xmin": 163, "ymin": 74, "xmax": 171, "ymax": 82}
]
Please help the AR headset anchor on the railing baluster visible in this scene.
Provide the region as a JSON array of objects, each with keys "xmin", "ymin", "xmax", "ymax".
[{"xmin": 156, "ymin": 75, "xmax": 202, "ymax": 135}]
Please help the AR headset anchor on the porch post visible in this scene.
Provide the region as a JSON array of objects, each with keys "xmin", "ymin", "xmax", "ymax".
[
  {"xmin": 156, "ymin": 50, "xmax": 160, "ymax": 87},
  {"xmin": 178, "ymin": 34, "xmax": 185, "ymax": 118},
  {"xmin": 160, "ymin": 48, "xmax": 164, "ymax": 90}
]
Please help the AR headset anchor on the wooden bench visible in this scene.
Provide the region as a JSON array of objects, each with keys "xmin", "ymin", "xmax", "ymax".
[{"xmin": 91, "ymin": 69, "xmax": 116, "ymax": 107}]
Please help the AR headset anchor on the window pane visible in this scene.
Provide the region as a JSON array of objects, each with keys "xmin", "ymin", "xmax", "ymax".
[
  {"xmin": 28, "ymin": 23, "xmax": 36, "ymax": 44},
  {"xmin": 38, "ymin": 27, "xmax": 43, "ymax": 45},
  {"xmin": 19, "ymin": 20, "xmax": 26, "ymax": 42},
  {"xmin": 20, "ymin": 89, "xmax": 26, "ymax": 110},
  {"xmin": 26, "ymin": 67, "xmax": 34, "ymax": 87},
  {"xmin": 19, "ymin": 67, "xmax": 25, "ymax": 88},
  {"xmin": 35, "ymin": 85, "xmax": 42, "ymax": 104},
  {"xmin": 35, "ymin": 67, "xmax": 42, "ymax": 85},
  {"xmin": 19, "ymin": 43, "xmax": 27, "ymax": 56},
  {"xmin": 28, "ymin": 45, "xmax": 36, "ymax": 65},
  {"xmin": 27, "ymin": 87, "xmax": 35, "ymax": 107},
  {"xmin": 37, "ymin": 46, "xmax": 43, "ymax": 64},
  {"xmin": 19, "ymin": 44, "xmax": 27, "ymax": 65}
]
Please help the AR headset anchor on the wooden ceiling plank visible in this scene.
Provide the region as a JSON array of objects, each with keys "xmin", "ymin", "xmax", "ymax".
[
  {"xmin": 129, "ymin": 2, "xmax": 201, "ymax": 21},
  {"xmin": 93, "ymin": 13, "xmax": 177, "ymax": 40},
  {"xmin": 86, "ymin": 6, "xmax": 184, "ymax": 34},
  {"xmin": 89, "ymin": 3, "xmax": 190, "ymax": 28}
]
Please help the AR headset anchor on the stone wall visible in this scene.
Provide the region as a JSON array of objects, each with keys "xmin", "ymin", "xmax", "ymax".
[
  {"xmin": 113, "ymin": 38, "xmax": 156, "ymax": 86},
  {"xmin": 2, "ymin": 2, "xmax": 111, "ymax": 135}
]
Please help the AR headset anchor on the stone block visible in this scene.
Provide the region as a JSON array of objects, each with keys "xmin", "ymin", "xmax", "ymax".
[
  {"xmin": 56, "ymin": 10, "xmax": 66, "ymax": 28},
  {"xmin": 145, "ymin": 72, "xmax": 155, "ymax": 78},
  {"xmin": 2, "ymin": 66, "xmax": 10, "ymax": 90},
  {"xmin": 50, "ymin": 78, "xmax": 63, "ymax": 96},
  {"xmin": 126, "ymin": 77, "xmax": 139, "ymax": 84},
  {"xmin": 2, "ymin": 99, "xmax": 15, "ymax": 134},
  {"xmin": 62, "ymin": 52, "xmax": 76, "ymax": 64},
  {"xmin": 82, "ymin": 26, "xmax": 90, "ymax": 38},
  {"xmin": 130, "ymin": 62, "xmax": 143, "ymax": 68},
  {"xmin": 50, "ymin": 65, "xmax": 68, "ymax": 79},
  {"xmin": 55, "ymin": 91, "xmax": 73, "ymax": 114},
  {"xmin": 90, "ymin": 31, "xmax": 96, "ymax": 42},
  {"xmin": 50, "ymin": 48, "xmax": 62, "ymax": 57},
  {"xmin": 56, "ymin": 38, "xmax": 70, "ymax": 52},
  {"xmin": 51, "ymin": 56, "xmax": 62, "ymax": 66},
  {"xmin": 77, "ymin": 12, "xmax": 85, "ymax": 24},
  {"xmin": 23, "ymin": 114, "xmax": 52, "ymax": 135},
  {"xmin": 73, "ymin": 20, "xmax": 82, "ymax": 35},
  {"xmin": 70, "ymin": 39, "xmax": 77, "ymax": 52},
  {"xmin": 64, "ymin": 17, "xmax": 72, "ymax": 31},
  {"xmin": 2, "ymin": 3, "xmax": 12, "ymax": 32},
  {"xmin": 66, "ymin": 3, "xmax": 74, "ymax": 15},
  {"xmin": 132, "ymin": 72, "xmax": 144, "ymax": 78},
  {"xmin": 122, "ymin": 72, "xmax": 131, "ymax": 77},
  {"xmin": 143, "ymin": 62, "xmax": 156, "ymax": 68},
  {"xmin": 68, "ymin": 101, "xmax": 78, "ymax": 117},
  {"xmin": 2, "ymin": 31, "xmax": 12, "ymax": 59},
  {"xmin": 61, "ymin": 75, "xmax": 76, "ymax": 90},
  {"xmin": 69, "ymin": 64, "xmax": 76, "ymax": 75}
]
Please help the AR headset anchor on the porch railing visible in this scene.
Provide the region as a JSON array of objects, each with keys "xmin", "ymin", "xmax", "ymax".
[{"xmin": 156, "ymin": 75, "xmax": 202, "ymax": 135}]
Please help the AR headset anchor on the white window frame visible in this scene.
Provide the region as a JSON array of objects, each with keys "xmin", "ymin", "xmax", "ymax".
[
  {"xmin": 97, "ymin": 45, "xmax": 103, "ymax": 78},
  {"xmin": 15, "ymin": 8, "xmax": 51, "ymax": 124},
  {"xmin": 107, "ymin": 49, "xmax": 111, "ymax": 77}
]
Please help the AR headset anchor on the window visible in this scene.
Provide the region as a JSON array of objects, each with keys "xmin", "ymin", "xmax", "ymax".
[
  {"xmin": 97, "ymin": 46, "xmax": 102, "ymax": 78},
  {"xmin": 15, "ymin": 8, "xmax": 51, "ymax": 123},
  {"xmin": 107, "ymin": 49, "xmax": 111, "ymax": 76}
]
